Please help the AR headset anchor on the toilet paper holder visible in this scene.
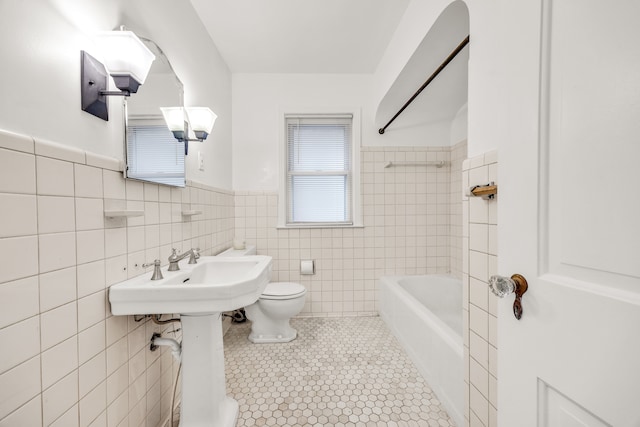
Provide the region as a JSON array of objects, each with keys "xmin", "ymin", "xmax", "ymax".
[{"xmin": 300, "ymin": 260, "xmax": 315, "ymax": 275}]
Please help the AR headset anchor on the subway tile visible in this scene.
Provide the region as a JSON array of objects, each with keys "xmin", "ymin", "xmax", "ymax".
[
  {"xmin": 37, "ymin": 195, "xmax": 75, "ymax": 233},
  {"xmin": 87, "ymin": 412, "xmax": 106, "ymax": 427},
  {"xmin": 0, "ymin": 148, "xmax": 36, "ymax": 194},
  {"xmin": 41, "ymin": 336, "xmax": 78, "ymax": 389},
  {"xmin": 41, "ymin": 301, "xmax": 77, "ymax": 351},
  {"xmin": 76, "ymin": 198, "xmax": 104, "ymax": 231},
  {"xmin": 78, "ymin": 321, "xmax": 105, "ymax": 365},
  {"xmin": 105, "ymin": 228, "xmax": 127, "ymax": 258},
  {"xmin": 39, "ymin": 232, "xmax": 76, "ymax": 273},
  {"xmin": 77, "ymin": 230, "xmax": 105, "ymax": 264},
  {"xmin": 469, "ymin": 223, "xmax": 489, "ymax": 253},
  {"xmin": 103, "ymin": 171, "xmax": 125, "ymax": 200},
  {"xmin": 77, "ymin": 260, "xmax": 105, "ymax": 298},
  {"xmin": 42, "ymin": 370, "xmax": 78, "ymax": 426},
  {"xmin": 469, "ymin": 277, "xmax": 489, "ymax": 312},
  {"xmin": 36, "ymin": 157, "xmax": 74, "ymax": 196},
  {"xmin": 0, "ymin": 395, "xmax": 41, "ymax": 427},
  {"xmin": 127, "ymin": 226, "xmax": 145, "ymax": 253},
  {"xmin": 107, "ymin": 363, "xmax": 129, "ymax": 405},
  {"xmin": 469, "ymin": 331, "xmax": 489, "ymax": 369},
  {"xmin": 0, "ymin": 356, "xmax": 41, "ymax": 420},
  {"xmin": 49, "ymin": 404, "xmax": 79, "ymax": 427},
  {"xmin": 0, "ymin": 276, "xmax": 39, "ymax": 329},
  {"xmin": 0, "ymin": 236, "xmax": 39, "ymax": 283},
  {"xmin": 469, "ymin": 250, "xmax": 488, "ymax": 282},
  {"xmin": 106, "ymin": 389, "xmax": 128, "ymax": 427},
  {"xmin": 144, "ymin": 183, "xmax": 159, "ymax": 201},
  {"xmin": 470, "ymin": 384, "xmax": 489, "ymax": 426},
  {"xmin": 106, "ymin": 315, "xmax": 128, "ymax": 347},
  {"xmin": 105, "ymin": 255, "xmax": 127, "ymax": 287},
  {"xmin": 470, "ymin": 357, "xmax": 489, "ymax": 400},
  {"xmin": 126, "ymin": 180, "xmax": 144, "ymax": 201},
  {"xmin": 0, "ymin": 194, "xmax": 37, "ymax": 238},
  {"xmin": 0, "ymin": 316, "xmax": 40, "ymax": 374},
  {"xmin": 39, "ymin": 266, "xmax": 76, "ymax": 312},
  {"xmin": 80, "ymin": 381, "xmax": 106, "ymax": 427},
  {"xmin": 75, "ymin": 164, "xmax": 103, "ymax": 199},
  {"xmin": 469, "ymin": 304, "xmax": 489, "ymax": 341},
  {"xmin": 78, "ymin": 291, "xmax": 106, "ymax": 332},
  {"xmin": 79, "ymin": 352, "xmax": 106, "ymax": 399}
]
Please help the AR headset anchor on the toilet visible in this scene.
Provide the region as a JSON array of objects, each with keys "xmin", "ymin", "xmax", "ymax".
[{"xmin": 218, "ymin": 246, "xmax": 307, "ymax": 343}]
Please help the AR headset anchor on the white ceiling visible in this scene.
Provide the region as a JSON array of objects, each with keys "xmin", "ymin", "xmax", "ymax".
[{"xmin": 189, "ymin": 0, "xmax": 410, "ymax": 74}]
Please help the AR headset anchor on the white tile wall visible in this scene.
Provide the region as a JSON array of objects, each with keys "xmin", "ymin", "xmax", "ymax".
[
  {"xmin": 235, "ymin": 145, "xmax": 466, "ymax": 317},
  {"xmin": 0, "ymin": 129, "xmax": 234, "ymax": 427},
  {"xmin": 462, "ymin": 150, "xmax": 498, "ymax": 427}
]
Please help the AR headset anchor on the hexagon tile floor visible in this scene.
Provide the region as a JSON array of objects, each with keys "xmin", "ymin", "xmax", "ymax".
[{"xmin": 220, "ymin": 316, "xmax": 455, "ymax": 427}]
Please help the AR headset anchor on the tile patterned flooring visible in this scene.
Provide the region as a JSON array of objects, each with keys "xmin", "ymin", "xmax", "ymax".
[{"xmin": 222, "ymin": 316, "xmax": 455, "ymax": 427}]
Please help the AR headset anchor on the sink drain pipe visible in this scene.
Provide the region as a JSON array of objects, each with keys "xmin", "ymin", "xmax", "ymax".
[{"xmin": 150, "ymin": 333, "xmax": 182, "ymax": 361}]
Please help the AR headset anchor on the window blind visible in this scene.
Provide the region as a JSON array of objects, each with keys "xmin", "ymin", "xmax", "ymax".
[
  {"xmin": 286, "ymin": 115, "xmax": 352, "ymax": 225},
  {"xmin": 126, "ymin": 122, "xmax": 185, "ymax": 187}
]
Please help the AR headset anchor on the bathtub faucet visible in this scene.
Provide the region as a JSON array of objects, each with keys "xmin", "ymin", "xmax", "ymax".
[{"xmin": 167, "ymin": 248, "xmax": 200, "ymax": 271}]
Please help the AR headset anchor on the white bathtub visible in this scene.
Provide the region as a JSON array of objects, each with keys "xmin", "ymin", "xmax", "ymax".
[{"xmin": 379, "ymin": 275, "xmax": 463, "ymax": 427}]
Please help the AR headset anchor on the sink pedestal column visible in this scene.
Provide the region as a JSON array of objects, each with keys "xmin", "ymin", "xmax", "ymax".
[{"xmin": 179, "ymin": 313, "xmax": 238, "ymax": 427}]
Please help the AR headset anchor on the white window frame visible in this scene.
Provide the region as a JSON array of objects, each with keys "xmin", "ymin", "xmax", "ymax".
[{"xmin": 278, "ymin": 107, "xmax": 362, "ymax": 228}]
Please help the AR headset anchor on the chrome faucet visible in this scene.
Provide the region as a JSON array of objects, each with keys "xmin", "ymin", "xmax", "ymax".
[
  {"xmin": 167, "ymin": 248, "xmax": 200, "ymax": 271},
  {"xmin": 142, "ymin": 259, "xmax": 164, "ymax": 280}
]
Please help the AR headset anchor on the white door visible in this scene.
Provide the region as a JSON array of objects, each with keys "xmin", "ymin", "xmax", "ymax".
[{"xmin": 498, "ymin": 0, "xmax": 640, "ymax": 426}]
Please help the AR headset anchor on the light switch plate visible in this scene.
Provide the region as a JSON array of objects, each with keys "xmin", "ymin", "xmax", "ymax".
[{"xmin": 198, "ymin": 151, "xmax": 204, "ymax": 171}]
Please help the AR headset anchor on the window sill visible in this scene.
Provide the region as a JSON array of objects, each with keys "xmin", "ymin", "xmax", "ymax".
[{"xmin": 276, "ymin": 223, "xmax": 364, "ymax": 230}]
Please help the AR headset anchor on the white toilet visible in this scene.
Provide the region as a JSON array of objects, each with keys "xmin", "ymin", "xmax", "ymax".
[{"xmin": 218, "ymin": 246, "xmax": 307, "ymax": 343}]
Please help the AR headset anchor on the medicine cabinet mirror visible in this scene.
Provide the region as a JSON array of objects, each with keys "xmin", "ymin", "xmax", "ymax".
[{"xmin": 124, "ymin": 37, "xmax": 186, "ymax": 187}]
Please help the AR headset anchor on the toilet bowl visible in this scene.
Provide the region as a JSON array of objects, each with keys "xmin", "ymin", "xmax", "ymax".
[{"xmin": 218, "ymin": 246, "xmax": 307, "ymax": 343}]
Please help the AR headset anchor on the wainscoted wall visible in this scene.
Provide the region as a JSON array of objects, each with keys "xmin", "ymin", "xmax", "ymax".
[
  {"xmin": 0, "ymin": 129, "xmax": 234, "ymax": 427},
  {"xmin": 462, "ymin": 150, "xmax": 498, "ymax": 427},
  {"xmin": 235, "ymin": 144, "xmax": 467, "ymax": 317}
]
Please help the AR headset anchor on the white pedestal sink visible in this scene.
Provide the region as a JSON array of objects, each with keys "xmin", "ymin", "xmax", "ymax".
[{"xmin": 109, "ymin": 255, "xmax": 272, "ymax": 427}]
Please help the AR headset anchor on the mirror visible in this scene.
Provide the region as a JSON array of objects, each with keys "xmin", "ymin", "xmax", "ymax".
[{"xmin": 124, "ymin": 37, "xmax": 186, "ymax": 187}]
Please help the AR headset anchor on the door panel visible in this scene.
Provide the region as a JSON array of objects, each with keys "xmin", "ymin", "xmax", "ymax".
[{"xmin": 499, "ymin": 0, "xmax": 640, "ymax": 426}]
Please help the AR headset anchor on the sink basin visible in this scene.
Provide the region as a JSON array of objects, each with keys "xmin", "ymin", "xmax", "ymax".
[
  {"xmin": 108, "ymin": 253, "xmax": 272, "ymax": 427},
  {"xmin": 109, "ymin": 255, "xmax": 272, "ymax": 315}
]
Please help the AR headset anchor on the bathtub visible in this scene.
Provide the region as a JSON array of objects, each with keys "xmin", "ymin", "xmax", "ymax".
[{"xmin": 379, "ymin": 275, "xmax": 463, "ymax": 427}]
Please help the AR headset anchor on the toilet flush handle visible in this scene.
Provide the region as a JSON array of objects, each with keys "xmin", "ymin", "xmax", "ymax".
[{"xmin": 488, "ymin": 274, "xmax": 529, "ymax": 320}]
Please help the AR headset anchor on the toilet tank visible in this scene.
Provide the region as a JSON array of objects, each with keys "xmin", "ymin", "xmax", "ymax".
[{"xmin": 217, "ymin": 245, "xmax": 257, "ymax": 257}]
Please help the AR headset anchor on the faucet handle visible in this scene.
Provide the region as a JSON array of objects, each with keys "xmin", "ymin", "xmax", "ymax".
[
  {"xmin": 142, "ymin": 259, "xmax": 163, "ymax": 280},
  {"xmin": 188, "ymin": 248, "xmax": 201, "ymax": 264}
]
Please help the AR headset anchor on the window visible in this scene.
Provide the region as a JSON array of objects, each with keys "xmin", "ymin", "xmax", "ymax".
[
  {"xmin": 280, "ymin": 112, "xmax": 361, "ymax": 227},
  {"xmin": 126, "ymin": 119, "xmax": 185, "ymax": 187}
]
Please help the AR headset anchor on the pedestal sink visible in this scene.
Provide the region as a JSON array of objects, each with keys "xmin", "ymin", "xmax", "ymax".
[{"xmin": 109, "ymin": 255, "xmax": 272, "ymax": 427}]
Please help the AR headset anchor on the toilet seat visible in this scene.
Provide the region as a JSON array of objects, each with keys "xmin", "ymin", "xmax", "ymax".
[{"xmin": 260, "ymin": 282, "xmax": 306, "ymax": 300}]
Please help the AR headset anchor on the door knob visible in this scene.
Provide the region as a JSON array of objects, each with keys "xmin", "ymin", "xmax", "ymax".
[{"xmin": 488, "ymin": 274, "xmax": 528, "ymax": 320}]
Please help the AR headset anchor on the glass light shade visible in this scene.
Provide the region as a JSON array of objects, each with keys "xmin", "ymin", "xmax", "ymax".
[
  {"xmin": 160, "ymin": 107, "xmax": 186, "ymax": 132},
  {"xmin": 185, "ymin": 107, "xmax": 217, "ymax": 134},
  {"xmin": 96, "ymin": 31, "xmax": 155, "ymax": 85}
]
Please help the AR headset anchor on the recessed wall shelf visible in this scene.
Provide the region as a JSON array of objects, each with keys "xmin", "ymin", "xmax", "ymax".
[
  {"xmin": 182, "ymin": 210, "xmax": 203, "ymax": 216},
  {"xmin": 104, "ymin": 210, "xmax": 145, "ymax": 218}
]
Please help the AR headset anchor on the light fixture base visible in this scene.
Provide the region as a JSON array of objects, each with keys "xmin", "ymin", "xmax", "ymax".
[
  {"xmin": 81, "ymin": 51, "xmax": 109, "ymax": 121},
  {"xmin": 111, "ymin": 75, "xmax": 141, "ymax": 94}
]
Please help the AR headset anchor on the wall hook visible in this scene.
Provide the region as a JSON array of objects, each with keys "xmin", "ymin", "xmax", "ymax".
[{"xmin": 469, "ymin": 182, "xmax": 497, "ymax": 199}]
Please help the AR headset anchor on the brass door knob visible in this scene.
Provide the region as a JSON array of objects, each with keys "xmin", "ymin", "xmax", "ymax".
[{"xmin": 489, "ymin": 274, "xmax": 528, "ymax": 320}]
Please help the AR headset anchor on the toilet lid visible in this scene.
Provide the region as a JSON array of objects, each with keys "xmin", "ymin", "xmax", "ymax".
[{"xmin": 261, "ymin": 282, "xmax": 306, "ymax": 300}]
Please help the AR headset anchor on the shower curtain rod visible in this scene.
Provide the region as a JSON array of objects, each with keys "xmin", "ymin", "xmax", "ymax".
[{"xmin": 378, "ymin": 35, "xmax": 470, "ymax": 135}]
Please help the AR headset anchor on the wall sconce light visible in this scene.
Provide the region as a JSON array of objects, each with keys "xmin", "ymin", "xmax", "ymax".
[
  {"xmin": 160, "ymin": 107, "xmax": 217, "ymax": 155},
  {"xmin": 81, "ymin": 30, "xmax": 155, "ymax": 121}
]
